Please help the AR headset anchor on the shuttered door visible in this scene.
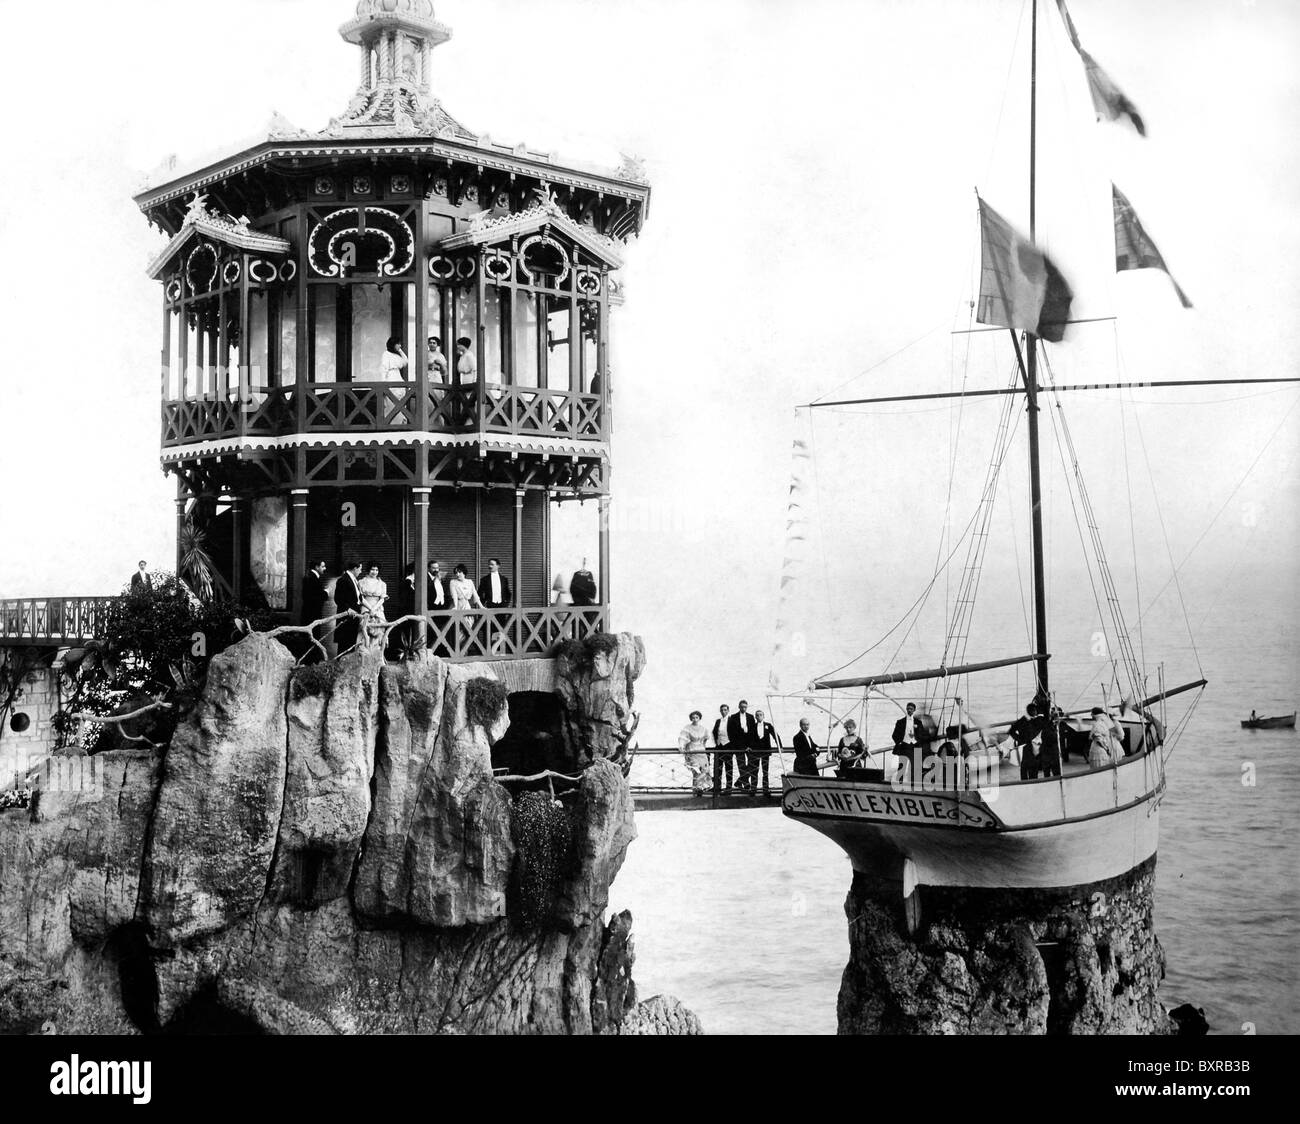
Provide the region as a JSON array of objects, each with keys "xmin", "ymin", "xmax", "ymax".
[
  {"xmin": 521, "ymin": 491, "xmax": 546, "ymax": 607},
  {"xmin": 479, "ymin": 492, "xmax": 515, "ymax": 594},
  {"xmin": 426, "ymin": 490, "xmax": 478, "ymax": 579},
  {"xmin": 306, "ymin": 493, "xmax": 342, "ymax": 574}
]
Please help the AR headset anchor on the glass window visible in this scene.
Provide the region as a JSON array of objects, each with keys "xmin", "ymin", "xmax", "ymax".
[
  {"xmin": 546, "ymin": 297, "xmax": 571, "ymax": 391},
  {"xmin": 279, "ymin": 290, "xmax": 298, "ymax": 388},
  {"xmin": 513, "ymin": 290, "xmax": 539, "ymax": 388},
  {"xmin": 310, "ymin": 285, "xmax": 337, "ymax": 382},
  {"xmin": 455, "ymin": 286, "xmax": 480, "ymax": 384},
  {"xmin": 247, "ymin": 290, "xmax": 269, "ymax": 393},
  {"xmin": 483, "ymin": 288, "xmax": 505, "ymax": 383}
]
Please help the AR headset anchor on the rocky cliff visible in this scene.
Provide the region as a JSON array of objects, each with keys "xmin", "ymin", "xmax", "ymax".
[
  {"xmin": 0, "ymin": 633, "xmax": 698, "ymax": 1035},
  {"xmin": 838, "ymin": 860, "xmax": 1173, "ymax": 1034}
]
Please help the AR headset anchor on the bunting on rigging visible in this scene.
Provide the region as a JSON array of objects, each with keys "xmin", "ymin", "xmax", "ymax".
[
  {"xmin": 1055, "ymin": 0, "xmax": 1146, "ymax": 136},
  {"xmin": 976, "ymin": 198, "xmax": 1074, "ymax": 342},
  {"xmin": 768, "ymin": 421, "xmax": 813, "ymax": 693},
  {"xmin": 1112, "ymin": 184, "xmax": 1193, "ymax": 308}
]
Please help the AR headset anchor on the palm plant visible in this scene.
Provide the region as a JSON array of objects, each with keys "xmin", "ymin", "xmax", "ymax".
[{"xmin": 177, "ymin": 516, "xmax": 216, "ymax": 603}]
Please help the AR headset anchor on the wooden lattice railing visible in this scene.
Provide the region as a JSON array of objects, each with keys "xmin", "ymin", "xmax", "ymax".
[
  {"xmin": 0, "ymin": 598, "xmax": 118, "ymax": 646},
  {"xmin": 161, "ymin": 384, "xmax": 606, "ymax": 447}
]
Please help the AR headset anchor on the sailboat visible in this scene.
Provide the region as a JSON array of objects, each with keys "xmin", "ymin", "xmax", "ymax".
[{"xmin": 778, "ymin": 1, "xmax": 1292, "ymax": 898}]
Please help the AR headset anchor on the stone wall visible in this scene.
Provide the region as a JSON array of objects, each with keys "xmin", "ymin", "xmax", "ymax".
[
  {"xmin": 0, "ymin": 632, "xmax": 699, "ymax": 1036},
  {"xmin": 838, "ymin": 858, "xmax": 1173, "ymax": 1035},
  {"xmin": 0, "ymin": 657, "xmax": 59, "ymax": 787}
]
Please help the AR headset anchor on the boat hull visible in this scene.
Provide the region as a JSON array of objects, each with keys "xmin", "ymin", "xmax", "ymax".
[
  {"xmin": 1241, "ymin": 713, "xmax": 1295, "ymax": 729},
  {"xmin": 782, "ymin": 750, "xmax": 1164, "ymax": 891}
]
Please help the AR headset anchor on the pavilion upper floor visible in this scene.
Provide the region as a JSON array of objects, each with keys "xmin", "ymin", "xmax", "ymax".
[{"xmin": 142, "ymin": 148, "xmax": 646, "ymax": 459}]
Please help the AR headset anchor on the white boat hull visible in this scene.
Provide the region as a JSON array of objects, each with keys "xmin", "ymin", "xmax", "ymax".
[{"xmin": 782, "ymin": 749, "xmax": 1164, "ymax": 891}]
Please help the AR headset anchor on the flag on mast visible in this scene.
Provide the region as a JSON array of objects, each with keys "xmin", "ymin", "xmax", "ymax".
[
  {"xmin": 1055, "ymin": 0, "xmax": 1146, "ymax": 136},
  {"xmin": 1113, "ymin": 184, "xmax": 1193, "ymax": 308},
  {"xmin": 976, "ymin": 198, "xmax": 1074, "ymax": 343}
]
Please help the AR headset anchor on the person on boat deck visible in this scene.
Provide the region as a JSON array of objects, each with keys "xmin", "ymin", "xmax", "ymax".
[
  {"xmin": 752, "ymin": 709, "xmax": 781, "ymax": 797},
  {"xmin": 1010, "ymin": 702, "xmax": 1042, "ymax": 780},
  {"xmin": 380, "ymin": 337, "xmax": 409, "ymax": 382},
  {"xmin": 1250, "ymin": 709, "xmax": 1258, "ymax": 723},
  {"xmin": 792, "ymin": 718, "xmax": 821, "ymax": 776},
  {"xmin": 710, "ymin": 704, "xmax": 735, "ymax": 794},
  {"xmin": 1087, "ymin": 706, "xmax": 1125, "ymax": 769},
  {"xmin": 1119, "ymin": 697, "xmax": 1164, "ymax": 754},
  {"xmin": 835, "ymin": 720, "xmax": 867, "ymax": 778},
  {"xmin": 891, "ymin": 702, "xmax": 920, "ymax": 784},
  {"xmin": 728, "ymin": 700, "xmax": 759, "ymax": 791},
  {"xmin": 678, "ymin": 711, "xmax": 711, "ymax": 797},
  {"xmin": 1033, "ymin": 705, "xmax": 1062, "ymax": 778}
]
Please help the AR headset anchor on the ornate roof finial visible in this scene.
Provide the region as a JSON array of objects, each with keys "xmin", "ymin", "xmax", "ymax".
[{"xmin": 326, "ymin": 1, "xmax": 473, "ymax": 139}]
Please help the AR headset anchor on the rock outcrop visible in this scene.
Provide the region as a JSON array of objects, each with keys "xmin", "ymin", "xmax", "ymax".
[
  {"xmin": 0, "ymin": 630, "xmax": 699, "ymax": 1035},
  {"xmin": 838, "ymin": 860, "xmax": 1173, "ymax": 1034}
]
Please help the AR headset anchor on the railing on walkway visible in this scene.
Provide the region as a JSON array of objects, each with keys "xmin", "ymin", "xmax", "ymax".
[
  {"xmin": 625, "ymin": 748, "xmax": 789, "ymax": 800},
  {"xmin": 161, "ymin": 383, "xmax": 607, "ymax": 447},
  {"xmin": 0, "ymin": 597, "xmax": 118, "ymax": 646}
]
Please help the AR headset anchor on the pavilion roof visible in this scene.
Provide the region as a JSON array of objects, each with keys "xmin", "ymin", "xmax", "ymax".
[
  {"xmin": 146, "ymin": 203, "xmax": 291, "ymax": 280},
  {"xmin": 440, "ymin": 197, "xmax": 625, "ymax": 269}
]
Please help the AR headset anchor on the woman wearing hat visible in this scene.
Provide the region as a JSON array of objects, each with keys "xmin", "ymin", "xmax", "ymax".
[
  {"xmin": 835, "ymin": 719, "xmax": 866, "ymax": 778},
  {"xmin": 678, "ymin": 710, "xmax": 710, "ymax": 796}
]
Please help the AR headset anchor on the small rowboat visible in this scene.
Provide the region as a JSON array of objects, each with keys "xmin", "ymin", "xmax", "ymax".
[{"xmin": 1241, "ymin": 713, "xmax": 1297, "ymax": 730}]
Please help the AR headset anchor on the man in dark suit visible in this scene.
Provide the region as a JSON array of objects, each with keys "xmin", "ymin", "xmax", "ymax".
[
  {"xmin": 892, "ymin": 702, "xmax": 921, "ymax": 785},
  {"xmin": 332, "ymin": 560, "xmax": 363, "ymax": 654},
  {"xmin": 129, "ymin": 561, "xmax": 152, "ymax": 595},
  {"xmin": 727, "ymin": 699, "xmax": 758, "ymax": 791},
  {"xmin": 300, "ymin": 561, "xmax": 328, "ymax": 625},
  {"xmin": 1010, "ymin": 702, "xmax": 1041, "ymax": 781},
  {"xmin": 710, "ymin": 704, "xmax": 733, "ymax": 794},
  {"xmin": 477, "ymin": 557, "xmax": 512, "ymax": 608},
  {"xmin": 300, "ymin": 560, "xmax": 329, "ymax": 662},
  {"xmin": 792, "ymin": 718, "xmax": 821, "ymax": 776}
]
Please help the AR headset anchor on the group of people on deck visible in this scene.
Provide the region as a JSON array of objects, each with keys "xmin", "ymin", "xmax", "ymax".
[
  {"xmin": 675, "ymin": 701, "xmax": 782, "ymax": 797},
  {"xmin": 679, "ymin": 692, "xmax": 1163, "ymax": 793}
]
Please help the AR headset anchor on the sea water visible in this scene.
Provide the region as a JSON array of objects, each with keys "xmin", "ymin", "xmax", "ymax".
[{"xmin": 609, "ymin": 585, "xmax": 1300, "ymax": 1035}]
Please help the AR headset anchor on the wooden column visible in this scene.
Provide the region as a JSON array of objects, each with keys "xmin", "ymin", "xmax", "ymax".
[
  {"xmin": 229, "ymin": 496, "xmax": 244, "ymax": 601},
  {"xmin": 217, "ymin": 289, "xmax": 228, "ymax": 400},
  {"xmin": 598, "ymin": 494, "xmax": 611, "ymax": 624},
  {"xmin": 475, "ymin": 248, "xmax": 486, "ymax": 430},
  {"xmin": 296, "ymin": 210, "xmax": 310, "ymax": 433},
  {"xmin": 415, "ymin": 201, "xmax": 430, "ymax": 434},
  {"xmin": 513, "ymin": 488, "xmax": 524, "ymax": 609},
  {"xmin": 174, "ymin": 494, "xmax": 187, "ymax": 578},
  {"xmin": 413, "ymin": 487, "xmax": 430, "ymax": 623},
  {"xmin": 161, "ymin": 299, "xmax": 172, "ymax": 402},
  {"xmin": 289, "ymin": 488, "xmax": 309, "ymax": 621},
  {"xmin": 238, "ymin": 253, "xmax": 251, "ymax": 402},
  {"xmin": 598, "ymin": 270, "xmax": 610, "ymax": 437}
]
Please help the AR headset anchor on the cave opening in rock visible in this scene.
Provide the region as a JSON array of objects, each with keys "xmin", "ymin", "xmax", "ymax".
[
  {"xmin": 1039, "ymin": 941, "xmax": 1072, "ymax": 1035},
  {"xmin": 164, "ymin": 983, "xmax": 267, "ymax": 1035},
  {"xmin": 290, "ymin": 848, "xmax": 331, "ymax": 907},
  {"xmin": 491, "ymin": 691, "xmax": 567, "ymax": 776},
  {"xmin": 105, "ymin": 922, "xmax": 160, "ymax": 1035}
]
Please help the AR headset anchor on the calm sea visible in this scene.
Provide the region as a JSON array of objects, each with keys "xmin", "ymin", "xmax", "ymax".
[{"xmin": 609, "ymin": 584, "xmax": 1300, "ymax": 1035}]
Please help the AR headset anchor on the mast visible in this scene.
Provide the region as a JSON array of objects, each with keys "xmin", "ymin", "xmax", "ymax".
[{"xmin": 1025, "ymin": 0, "xmax": 1050, "ymax": 700}]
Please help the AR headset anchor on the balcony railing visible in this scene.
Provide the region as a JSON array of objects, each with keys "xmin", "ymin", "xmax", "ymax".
[
  {"xmin": 0, "ymin": 598, "xmax": 118, "ymax": 646},
  {"xmin": 382, "ymin": 605, "xmax": 608, "ymax": 662},
  {"xmin": 161, "ymin": 383, "xmax": 606, "ymax": 448}
]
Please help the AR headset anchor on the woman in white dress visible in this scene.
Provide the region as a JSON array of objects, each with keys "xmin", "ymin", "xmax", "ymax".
[
  {"xmin": 677, "ymin": 710, "xmax": 710, "ymax": 796},
  {"xmin": 380, "ymin": 337, "xmax": 408, "ymax": 382},
  {"xmin": 448, "ymin": 564, "xmax": 484, "ymax": 654},
  {"xmin": 358, "ymin": 561, "xmax": 389, "ymax": 625},
  {"xmin": 1087, "ymin": 706, "xmax": 1123, "ymax": 769}
]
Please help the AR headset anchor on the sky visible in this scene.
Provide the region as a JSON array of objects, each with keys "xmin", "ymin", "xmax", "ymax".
[{"xmin": 0, "ymin": 0, "xmax": 1297, "ymax": 744}]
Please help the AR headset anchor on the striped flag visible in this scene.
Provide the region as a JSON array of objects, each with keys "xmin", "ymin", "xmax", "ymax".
[
  {"xmin": 1113, "ymin": 185, "xmax": 1192, "ymax": 308},
  {"xmin": 976, "ymin": 198, "xmax": 1074, "ymax": 342},
  {"xmin": 1056, "ymin": 0, "xmax": 1146, "ymax": 136}
]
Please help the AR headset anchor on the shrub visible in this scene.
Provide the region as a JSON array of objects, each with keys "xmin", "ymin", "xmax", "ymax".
[{"xmin": 465, "ymin": 677, "xmax": 509, "ymax": 731}]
